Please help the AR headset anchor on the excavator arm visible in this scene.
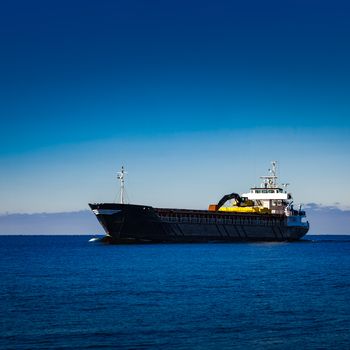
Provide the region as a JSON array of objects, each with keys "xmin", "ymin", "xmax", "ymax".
[{"xmin": 216, "ymin": 192, "xmax": 243, "ymax": 210}]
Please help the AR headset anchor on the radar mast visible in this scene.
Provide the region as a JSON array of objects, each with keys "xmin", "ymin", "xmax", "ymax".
[{"xmin": 260, "ymin": 160, "xmax": 278, "ymax": 188}]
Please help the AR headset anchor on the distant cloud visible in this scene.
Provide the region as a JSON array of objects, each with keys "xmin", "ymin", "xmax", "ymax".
[
  {"xmin": 304, "ymin": 203, "xmax": 350, "ymax": 234},
  {"xmin": 305, "ymin": 202, "xmax": 349, "ymax": 210},
  {"xmin": 0, "ymin": 211, "xmax": 101, "ymax": 235}
]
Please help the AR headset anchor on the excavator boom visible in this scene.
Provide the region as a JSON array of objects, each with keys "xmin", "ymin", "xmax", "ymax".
[{"xmin": 216, "ymin": 192, "xmax": 243, "ymax": 210}]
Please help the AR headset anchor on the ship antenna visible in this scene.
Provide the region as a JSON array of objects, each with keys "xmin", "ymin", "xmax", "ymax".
[
  {"xmin": 117, "ymin": 166, "xmax": 127, "ymax": 204},
  {"xmin": 271, "ymin": 160, "xmax": 277, "ymax": 187},
  {"xmin": 260, "ymin": 160, "xmax": 278, "ymax": 188}
]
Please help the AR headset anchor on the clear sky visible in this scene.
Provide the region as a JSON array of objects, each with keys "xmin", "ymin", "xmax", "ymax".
[{"xmin": 1, "ymin": 0, "xmax": 350, "ymax": 213}]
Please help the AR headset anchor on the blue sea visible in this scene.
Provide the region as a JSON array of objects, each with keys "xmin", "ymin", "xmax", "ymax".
[{"xmin": 1, "ymin": 235, "xmax": 349, "ymax": 349}]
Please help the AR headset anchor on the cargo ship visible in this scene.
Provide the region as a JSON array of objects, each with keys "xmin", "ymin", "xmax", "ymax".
[{"xmin": 89, "ymin": 162, "xmax": 309, "ymax": 243}]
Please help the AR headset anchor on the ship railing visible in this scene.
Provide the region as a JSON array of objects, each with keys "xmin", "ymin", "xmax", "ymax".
[{"xmin": 159, "ymin": 213, "xmax": 284, "ymax": 226}]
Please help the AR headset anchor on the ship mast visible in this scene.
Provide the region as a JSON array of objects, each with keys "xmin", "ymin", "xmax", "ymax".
[
  {"xmin": 117, "ymin": 166, "xmax": 127, "ymax": 204},
  {"xmin": 260, "ymin": 160, "xmax": 278, "ymax": 188}
]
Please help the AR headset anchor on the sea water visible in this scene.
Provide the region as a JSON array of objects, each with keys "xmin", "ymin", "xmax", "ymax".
[{"xmin": 0, "ymin": 235, "xmax": 349, "ymax": 349}]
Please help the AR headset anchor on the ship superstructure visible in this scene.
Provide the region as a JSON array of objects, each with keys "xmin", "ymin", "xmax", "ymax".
[
  {"xmin": 242, "ymin": 161, "xmax": 291, "ymax": 214},
  {"xmin": 89, "ymin": 162, "xmax": 309, "ymax": 243}
]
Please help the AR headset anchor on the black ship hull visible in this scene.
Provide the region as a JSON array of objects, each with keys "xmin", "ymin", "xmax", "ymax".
[{"xmin": 89, "ymin": 203, "xmax": 309, "ymax": 243}]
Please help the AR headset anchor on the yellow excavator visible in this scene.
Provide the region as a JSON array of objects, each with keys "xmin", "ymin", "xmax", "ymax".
[{"xmin": 208, "ymin": 192, "xmax": 271, "ymax": 214}]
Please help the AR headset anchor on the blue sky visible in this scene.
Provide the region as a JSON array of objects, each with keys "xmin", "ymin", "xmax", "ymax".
[{"xmin": 1, "ymin": 0, "xmax": 350, "ymax": 213}]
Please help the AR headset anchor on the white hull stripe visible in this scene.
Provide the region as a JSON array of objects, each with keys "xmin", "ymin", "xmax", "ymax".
[{"xmin": 92, "ymin": 209, "xmax": 122, "ymax": 215}]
